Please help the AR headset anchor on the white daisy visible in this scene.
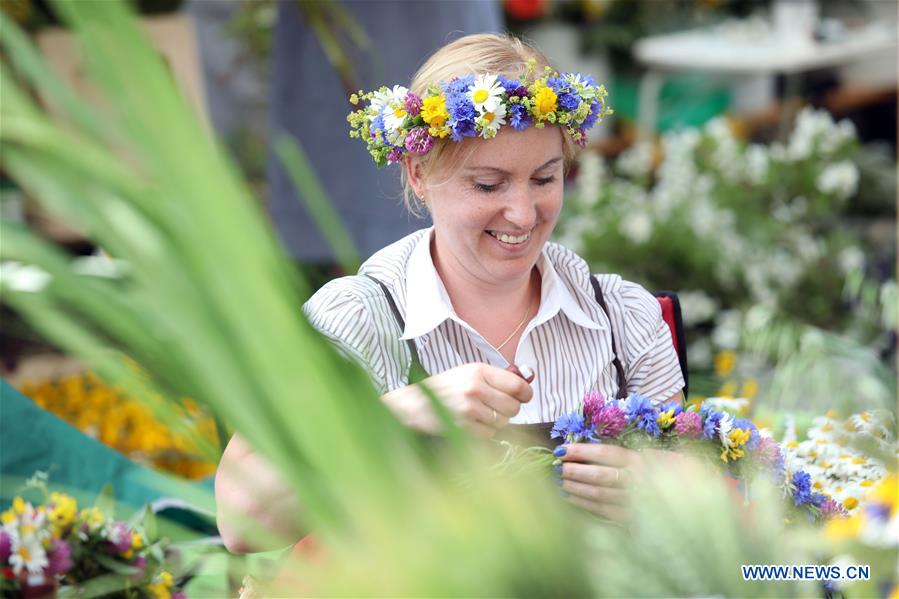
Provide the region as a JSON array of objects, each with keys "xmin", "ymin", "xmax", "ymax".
[
  {"xmin": 478, "ymin": 103, "xmax": 507, "ymax": 139},
  {"xmin": 717, "ymin": 413, "xmax": 734, "ymax": 447},
  {"xmin": 9, "ymin": 531, "xmax": 48, "ymax": 576},
  {"xmin": 369, "ymin": 85, "xmax": 408, "ymax": 117},
  {"xmin": 468, "ymin": 74, "xmax": 504, "ymax": 113}
]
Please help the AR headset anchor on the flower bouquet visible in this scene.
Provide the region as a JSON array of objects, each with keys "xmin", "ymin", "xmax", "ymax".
[
  {"xmin": 550, "ymin": 391, "xmax": 850, "ymax": 522},
  {"xmin": 0, "ymin": 475, "xmax": 183, "ymax": 599}
]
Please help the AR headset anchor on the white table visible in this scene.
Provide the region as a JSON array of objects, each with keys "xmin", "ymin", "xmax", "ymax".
[{"xmin": 632, "ymin": 22, "xmax": 897, "ymax": 139}]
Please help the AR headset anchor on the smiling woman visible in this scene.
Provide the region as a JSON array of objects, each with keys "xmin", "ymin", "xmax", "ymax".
[{"xmin": 215, "ymin": 33, "xmax": 685, "ymax": 552}]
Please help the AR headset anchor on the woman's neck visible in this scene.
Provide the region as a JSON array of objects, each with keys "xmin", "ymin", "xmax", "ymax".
[{"xmin": 430, "ymin": 237, "xmax": 539, "ymax": 351}]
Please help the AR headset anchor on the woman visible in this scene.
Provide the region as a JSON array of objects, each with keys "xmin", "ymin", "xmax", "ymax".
[{"xmin": 216, "ymin": 33, "xmax": 684, "ymax": 553}]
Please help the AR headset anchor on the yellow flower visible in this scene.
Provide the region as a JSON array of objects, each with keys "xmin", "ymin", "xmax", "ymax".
[
  {"xmin": 740, "ymin": 378, "xmax": 759, "ymax": 399},
  {"xmin": 867, "ymin": 474, "xmax": 897, "ymax": 516},
  {"xmin": 843, "ymin": 497, "xmax": 859, "ymax": 510},
  {"xmin": 533, "ymin": 85, "xmax": 558, "ymax": 118},
  {"xmin": 714, "ymin": 351, "xmax": 737, "ymax": 377},
  {"xmin": 48, "ymin": 493, "xmax": 77, "ymax": 529},
  {"xmin": 1, "ymin": 511, "xmax": 15, "ymax": 525},
  {"xmin": 825, "ymin": 513, "xmax": 863, "ymax": 539},
  {"xmin": 657, "ymin": 408, "xmax": 677, "ymax": 429},
  {"xmin": 717, "ymin": 381, "xmax": 738, "ymax": 398},
  {"xmin": 12, "ymin": 497, "xmax": 27, "ymax": 515},
  {"xmin": 131, "ymin": 531, "xmax": 144, "ymax": 550},
  {"xmin": 720, "ymin": 427, "xmax": 751, "ymax": 462},
  {"xmin": 421, "ymin": 95, "xmax": 448, "ymax": 128}
]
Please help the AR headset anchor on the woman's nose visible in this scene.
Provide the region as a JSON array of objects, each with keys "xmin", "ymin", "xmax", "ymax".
[{"xmin": 502, "ymin": 187, "xmax": 537, "ymax": 230}]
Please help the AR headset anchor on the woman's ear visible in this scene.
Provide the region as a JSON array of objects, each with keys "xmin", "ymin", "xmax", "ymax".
[{"xmin": 404, "ymin": 155, "xmax": 426, "ymax": 201}]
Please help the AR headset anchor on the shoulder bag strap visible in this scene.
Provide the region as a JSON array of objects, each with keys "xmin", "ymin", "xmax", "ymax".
[
  {"xmin": 363, "ymin": 274, "xmax": 427, "ymax": 383},
  {"xmin": 589, "ymin": 276, "xmax": 628, "ymax": 399}
]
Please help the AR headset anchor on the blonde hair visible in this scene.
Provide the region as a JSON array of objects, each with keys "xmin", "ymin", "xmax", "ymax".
[{"xmin": 401, "ymin": 33, "xmax": 576, "ymax": 216}]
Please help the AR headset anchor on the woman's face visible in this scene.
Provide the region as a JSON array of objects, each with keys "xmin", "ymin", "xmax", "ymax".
[{"xmin": 413, "ymin": 125, "xmax": 564, "ymax": 289}]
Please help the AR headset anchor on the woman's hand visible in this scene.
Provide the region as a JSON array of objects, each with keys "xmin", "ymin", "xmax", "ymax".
[
  {"xmin": 554, "ymin": 443, "xmax": 642, "ymax": 523},
  {"xmin": 381, "ymin": 363, "xmax": 533, "ymax": 437},
  {"xmin": 215, "ymin": 434, "xmax": 305, "ymax": 554}
]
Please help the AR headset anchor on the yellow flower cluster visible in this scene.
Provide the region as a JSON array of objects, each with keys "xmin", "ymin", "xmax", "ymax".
[
  {"xmin": 19, "ymin": 373, "xmax": 217, "ymax": 479},
  {"xmin": 148, "ymin": 570, "xmax": 175, "ymax": 599}
]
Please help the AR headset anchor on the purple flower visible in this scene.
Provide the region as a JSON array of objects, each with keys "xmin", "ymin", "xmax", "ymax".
[
  {"xmin": 47, "ymin": 539, "xmax": 72, "ymax": 575},
  {"xmin": 386, "ymin": 147, "xmax": 404, "ymax": 164},
  {"xmin": 624, "ymin": 394, "xmax": 661, "ymax": 437},
  {"xmin": 107, "ymin": 522, "xmax": 133, "ymax": 554},
  {"xmin": 673, "ymin": 412, "xmax": 702, "ymax": 437},
  {"xmin": 508, "ymin": 104, "xmax": 531, "ymax": 131},
  {"xmin": 593, "ymin": 404, "xmax": 628, "ymax": 438},
  {"xmin": 404, "ymin": 92, "xmax": 422, "ymax": 117},
  {"xmin": 865, "ymin": 502, "xmax": 891, "ymax": 522},
  {"xmin": 172, "ymin": 593, "xmax": 187, "ymax": 599},
  {"xmin": 574, "ymin": 129, "xmax": 587, "ymax": 148},
  {"xmin": 755, "ymin": 436, "xmax": 782, "ymax": 468},
  {"xmin": 497, "ymin": 75, "xmax": 522, "ymax": 95},
  {"xmin": 0, "ymin": 531, "xmax": 10, "ymax": 562},
  {"xmin": 820, "ymin": 499, "xmax": 848, "ymax": 519},
  {"xmin": 404, "ymin": 127, "xmax": 433, "ymax": 155},
  {"xmin": 582, "ymin": 390, "xmax": 605, "ymax": 423}
]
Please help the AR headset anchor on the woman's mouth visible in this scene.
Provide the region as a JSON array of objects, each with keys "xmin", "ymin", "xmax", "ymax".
[{"xmin": 486, "ymin": 230, "xmax": 531, "ymax": 245}]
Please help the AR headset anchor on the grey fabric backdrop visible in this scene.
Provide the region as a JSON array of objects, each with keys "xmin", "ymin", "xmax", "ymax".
[{"xmin": 267, "ymin": 0, "xmax": 502, "ymax": 262}]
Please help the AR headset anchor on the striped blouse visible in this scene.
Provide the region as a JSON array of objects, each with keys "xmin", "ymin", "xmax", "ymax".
[{"xmin": 303, "ymin": 227, "xmax": 684, "ymax": 424}]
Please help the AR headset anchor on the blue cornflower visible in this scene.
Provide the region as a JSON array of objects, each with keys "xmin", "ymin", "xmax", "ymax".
[
  {"xmin": 581, "ymin": 101, "xmax": 603, "ymax": 130},
  {"xmin": 700, "ymin": 406, "xmax": 723, "ymax": 440},
  {"xmin": 443, "ymin": 75, "xmax": 478, "ymax": 141},
  {"xmin": 624, "ymin": 393, "xmax": 661, "ymax": 437},
  {"xmin": 558, "ymin": 92, "xmax": 580, "ymax": 111},
  {"xmin": 660, "ymin": 400, "xmax": 684, "ymax": 417},
  {"xmin": 508, "ymin": 104, "xmax": 531, "ymax": 130},
  {"xmin": 551, "ymin": 411, "xmax": 596, "ymax": 442},
  {"xmin": 791, "ymin": 471, "xmax": 826, "ymax": 507}
]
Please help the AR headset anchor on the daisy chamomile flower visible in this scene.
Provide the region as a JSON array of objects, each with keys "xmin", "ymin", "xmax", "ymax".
[
  {"xmin": 477, "ymin": 102, "xmax": 507, "ymax": 138},
  {"xmin": 468, "ymin": 74, "xmax": 504, "ymax": 113}
]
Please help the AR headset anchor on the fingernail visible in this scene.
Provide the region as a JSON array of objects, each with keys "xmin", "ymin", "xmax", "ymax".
[
  {"xmin": 553, "ymin": 446, "xmax": 567, "ymax": 457},
  {"xmin": 553, "ymin": 464, "xmax": 563, "ymax": 473},
  {"xmin": 519, "ymin": 364, "xmax": 535, "ymax": 382}
]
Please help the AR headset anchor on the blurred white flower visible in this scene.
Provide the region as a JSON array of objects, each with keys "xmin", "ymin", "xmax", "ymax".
[
  {"xmin": 576, "ymin": 151, "xmax": 606, "ymax": 207},
  {"xmin": 616, "ymin": 142, "xmax": 654, "ymax": 179},
  {"xmin": 712, "ymin": 309, "xmax": 742, "ymax": 349},
  {"xmin": 679, "ymin": 289, "xmax": 720, "ymax": 326},
  {"xmin": 744, "ymin": 144, "xmax": 769, "ymax": 185},
  {"xmin": 619, "ymin": 211, "xmax": 653, "ymax": 244},
  {"xmin": 816, "ymin": 160, "xmax": 859, "ymax": 199},
  {"xmin": 838, "ymin": 246, "xmax": 865, "ymax": 274}
]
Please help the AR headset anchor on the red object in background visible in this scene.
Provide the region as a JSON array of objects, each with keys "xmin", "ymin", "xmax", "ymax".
[{"xmin": 504, "ymin": 0, "xmax": 547, "ymax": 21}]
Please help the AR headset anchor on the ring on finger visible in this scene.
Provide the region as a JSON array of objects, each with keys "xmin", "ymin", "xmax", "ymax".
[
  {"xmin": 492, "ymin": 409, "xmax": 497, "ymax": 424},
  {"xmin": 614, "ymin": 468, "xmax": 620, "ymax": 484}
]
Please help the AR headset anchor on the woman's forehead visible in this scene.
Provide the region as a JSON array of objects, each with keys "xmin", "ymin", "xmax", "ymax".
[{"xmin": 464, "ymin": 126, "xmax": 563, "ymax": 172}]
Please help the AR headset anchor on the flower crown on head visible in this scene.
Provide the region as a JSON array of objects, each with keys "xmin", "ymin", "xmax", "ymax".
[{"xmin": 347, "ymin": 59, "xmax": 613, "ymax": 167}]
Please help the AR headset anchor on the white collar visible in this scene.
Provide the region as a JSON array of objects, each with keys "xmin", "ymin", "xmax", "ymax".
[{"xmin": 400, "ymin": 227, "xmax": 606, "ymax": 340}]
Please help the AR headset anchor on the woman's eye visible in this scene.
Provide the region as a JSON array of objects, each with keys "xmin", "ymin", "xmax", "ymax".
[
  {"xmin": 474, "ymin": 182, "xmax": 500, "ymax": 193},
  {"xmin": 533, "ymin": 176, "xmax": 556, "ymax": 186}
]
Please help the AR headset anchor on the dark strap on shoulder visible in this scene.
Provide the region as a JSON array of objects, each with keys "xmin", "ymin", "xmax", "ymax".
[
  {"xmin": 363, "ymin": 274, "xmax": 427, "ymax": 383},
  {"xmin": 590, "ymin": 276, "xmax": 628, "ymax": 399}
]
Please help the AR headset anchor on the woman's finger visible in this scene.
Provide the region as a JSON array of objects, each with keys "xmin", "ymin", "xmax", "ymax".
[
  {"xmin": 563, "ymin": 493, "xmax": 630, "ymax": 523},
  {"xmin": 560, "ymin": 462, "xmax": 630, "ymax": 489},
  {"xmin": 557, "ymin": 442, "xmax": 640, "ymax": 468},
  {"xmin": 481, "ymin": 364, "xmax": 534, "ymax": 404},
  {"xmin": 560, "ymin": 478, "xmax": 629, "ymax": 505}
]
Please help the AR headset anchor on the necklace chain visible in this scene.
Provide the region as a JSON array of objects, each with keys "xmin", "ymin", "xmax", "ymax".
[{"xmin": 495, "ymin": 292, "xmax": 534, "ymax": 352}]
